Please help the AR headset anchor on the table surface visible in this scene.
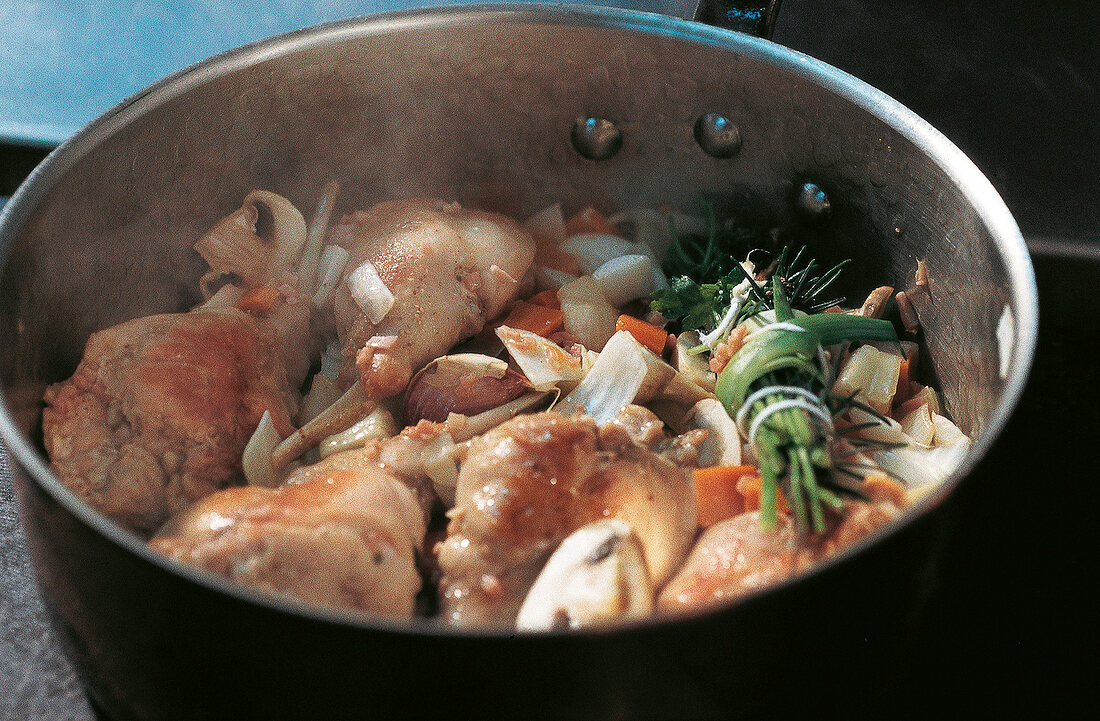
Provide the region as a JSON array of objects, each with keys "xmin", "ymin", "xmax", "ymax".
[{"xmin": 3, "ymin": 1, "xmax": 1099, "ymax": 718}]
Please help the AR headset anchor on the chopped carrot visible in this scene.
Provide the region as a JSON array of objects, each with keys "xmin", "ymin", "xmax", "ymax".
[
  {"xmin": 894, "ymin": 356, "xmax": 911, "ymax": 406},
  {"xmin": 535, "ymin": 243, "xmax": 583, "ymax": 276},
  {"xmin": 235, "ymin": 285, "xmax": 280, "ymax": 315},
  {"xmin": 499, "ymin": 301, "xmax": 564, "ymax": 337},
  {"xmin": 615, "ymin": 314, "xmax": 669, "ymax": 356},
  {"xmin": 564, "ymin": 205, "xmax": 620, "ymax": 237},
  {"xmin": 527, "ymin": 289, "xmax": 561, "ymax": 310},
  {"xmin": 694, "ymin": 465, "xmax": 756, "ymax": 528},
  {"xmin": 893, "ymin": 342, "xmax": 918, "ymax": 407},
  {"xmin": 737, "ymin": 474, "xmax": 790, "ymax": 515}
]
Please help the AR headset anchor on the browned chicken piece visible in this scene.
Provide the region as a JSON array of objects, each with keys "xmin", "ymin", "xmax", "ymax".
[
  {"xmin": 150, "ymin": 458, "xmax": 426, "ymax": 618},
  {"xmin": 657, "ymin": 489, "xmax": 903, "ymax": 614},
  {"xmin": 656, "ymin": 512, "xmax": 808, "ymax": 612},
  {"xmin": 260, "ymin": 270, "xmax": 318, "ymax": 393},
  {"xmin": 329, "ymin": 198, "xmax": 537, "ymax": 398},
  {"xmin": 270, "ymin": 199, "xmax": 539, "ymax": 470},
  {"xmin": 42, "ymin": 308, "xmax": 298, "ymax": 536},
  {"xmin": 436, "ymin": 411, "xmax": 697, "ymax": 629},
  {"xmin": 316, "ymin": 420, "xmax": 448, "ymax": 518},
  {"xmin": 596, "ymin": 404, "xmax": 668, "ymax": 451},
  {"xmin": 598, "ymin": 404, "xmax": 709, "ymax": 467}
]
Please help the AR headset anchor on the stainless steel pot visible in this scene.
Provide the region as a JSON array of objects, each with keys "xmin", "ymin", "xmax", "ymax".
[{"xmin": 0, "ymin": 4, "xmax": 1037, "ymax": 719}]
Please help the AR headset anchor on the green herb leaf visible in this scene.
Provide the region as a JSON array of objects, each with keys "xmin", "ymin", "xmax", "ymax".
[{"xmin": 650, "ymin": 276, "xmax": 722, "ymax": 331}]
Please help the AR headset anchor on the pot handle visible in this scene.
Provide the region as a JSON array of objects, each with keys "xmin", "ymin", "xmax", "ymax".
[{"xmin": 691, "ymin": 0, "xmax": 783, "ymax": 39}]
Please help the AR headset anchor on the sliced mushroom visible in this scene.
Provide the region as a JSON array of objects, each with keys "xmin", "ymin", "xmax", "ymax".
[
  {"xmin": 193, "ymin": 190, "xmax": 307, "ymax": 297},
  {"xmin": 405, "ymin": 353, "xmax": 531, "ymax": 424},
  {"xmin": 683, "ymin": 398, "xmax": 743, "ymax": 467},
  {"xmin": 515, "ymin": 519, "xmax": 653, "ymax": 632}
]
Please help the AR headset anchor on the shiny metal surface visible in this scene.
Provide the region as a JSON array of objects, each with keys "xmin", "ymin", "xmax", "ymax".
[
  {"xmin": 794, "ymin": 181, "xmax": 832, "ymax": 223},
  {"xmin": 0, "ymin": 4, "xmax": 1038, "ymax": 718},
  {"xmin": 693, "ymin": 112, "xmax": 742, "ymax": 158},
  {"xmin": 570, "ymin": 116, "xmax": 624, "ymax": 160}
]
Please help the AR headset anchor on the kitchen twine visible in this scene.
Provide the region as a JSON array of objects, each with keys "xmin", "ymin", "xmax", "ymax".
[{"xmin": 734, "ymin": 324, "xmax": 835, "ymax": 450}]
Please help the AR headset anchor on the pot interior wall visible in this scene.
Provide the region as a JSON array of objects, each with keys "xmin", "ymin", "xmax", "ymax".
[{"xmin": 1, "ymin": 12, "xmax": 1015, "ymax": 445}]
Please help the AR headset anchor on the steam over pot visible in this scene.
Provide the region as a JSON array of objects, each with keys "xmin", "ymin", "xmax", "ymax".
[{"xmin": 0, "ymin": 4, "xmax": 1037, "ymax": 719}]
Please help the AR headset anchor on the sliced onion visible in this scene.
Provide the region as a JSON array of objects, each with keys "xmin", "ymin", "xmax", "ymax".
[
  {"xmin": 198, "ymin": 282, "xmax": 245, "ymax": 310},
  {"xmin": 444, "ymin": 391, "xmax": 552, "ymax": 443},
  {"xmin": 318, "ymin": 341, "xmax": 345, "ymax": 381},
  {"xmin": 312, "ymin": 244, "xmax": 351, "ymax": 310},
  {"xmin": 898, "ymin": 403, "xmax": 936, "ymax": 446},
  {"xmin": 318, "ymin": 407, "xmax": 398, "ymax": 459},
  {"xmin": 607, "ymin": 208, "xmax": 707, "ymax": 261},
  {"xmin": 559, "ymin": 233, "xmax": 637, "ymax": 275},
  {"xmin": 592, "ymin": 254, "xmax": 657, "ymax": 307},
  {"xmin": 298, "ymin": 374, "xmax": 342, "ymax": 426},
  {"xmin": 833, "ymin": 344, "xmax": 902, "ymax": 415},
  {"xmin": 932, "ymin": 413, "xmax": 968, "ymax": 447},
  {"xmin": 535, "ymin": 266, "xmax": 578, "ymax": 290},
  {"xmin": 556, "ymin": 330, "xmax": 674, "ymax": 424},
  {"xmin": 523, "ymin": 203, "xmax": 567, "ymax": 244},
  {"xmin": 870, "ymin": 441, "xmax": 969, "ymax": 491},
  {"xmin": 557, "ymin": 276, "xmax": 619, "ymax": 351},
  {"xmin": 497, "ymin": 326, "xmax": 586, "ymax": 391},
  {"xmin": 419, "ymin": 432, "xmax": 463, "ymax": 507},
  {"xmin": 298, "ymin": 180, "xmax": 341, "ymax": 296},
  {"xmin": 347, "ymin": 258, "xmax": 394, "ymax": 323},
  {"xmin": 242, "ymin": 411, "xmax": 282, "ymax": 488}
]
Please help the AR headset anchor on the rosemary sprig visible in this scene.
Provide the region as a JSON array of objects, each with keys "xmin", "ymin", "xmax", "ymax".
[{"xmin": 654, "ymin": 196, "xmax": 849, "ymax": 347}]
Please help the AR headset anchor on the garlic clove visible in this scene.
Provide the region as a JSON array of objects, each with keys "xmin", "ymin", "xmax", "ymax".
[{"xmin": 405, "ymin": 353, "xmax": 531, "ymax": 424}]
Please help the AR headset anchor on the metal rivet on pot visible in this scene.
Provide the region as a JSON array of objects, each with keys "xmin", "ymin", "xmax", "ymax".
[
  {"xmin": 795, "ymin": 181, "xmax": 832, "ymax": 222},
  {"xmin": 571, "ymin": 117, "xmax": 622, "ymax": 161},
  {"xmin": 694, "ymin": 113, "xmax": 741, "ymax": 158}
]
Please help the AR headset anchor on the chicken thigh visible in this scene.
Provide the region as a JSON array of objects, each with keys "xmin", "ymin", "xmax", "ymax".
[
  {"xmin": 42, "ymin": 308, "xmax": 299, "ymax": 535},
  {"xmin": 329, "ymin": 198, "xmax": 537, "ymax": 398},
  {"xmin": 150, "ymin": 452, "xmax": 427, "ymax": 618},
  {"xmin": 269, "ymin": 198, "xmax": 538, "ymax": 469},
  {"xmin": 657, "ymin": 480, "xmax": 904, "ymax": 614},
  {"xmin": 436, "ymin": 411, "xmax": 697, "ymax": 629}
]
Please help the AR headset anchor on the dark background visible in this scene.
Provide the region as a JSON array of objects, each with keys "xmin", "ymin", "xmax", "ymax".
[{"xmin": 2, "ymin": 0, "xmax": 1097, "ymax": 718}]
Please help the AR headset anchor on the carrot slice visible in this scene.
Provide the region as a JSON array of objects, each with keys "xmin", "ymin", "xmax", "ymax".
[
  {"xmin": 527, "ymin": 289, "xmax": 562, "ymax": 310},
  {"xmin": 893, "ymin": 343, "xmax": 918, "ymax": 406},
  {"xmin": 235, "ymin": 285, "xmax": 280, "ymax": 315},
  {"xmin": 615, "ymin": 314, "xmax": 669, "ymax": 356},
  {"xmin": 737, "ymin": 475, "xmax": 790, "ymax": 515},
  {"xmin": 565, "ymin": 206, "xmax": 619, "ymax": 237},
  {"xmin": 535, "ymin": 243, "xmax": 583, "ymax": 276},
  {"xmin": 499, "ymin": 301, "xmax": 564, "ymax": 337},
  {"xmin": 694, "ymin": 465, "xmax": 757, "ymax": 528}
]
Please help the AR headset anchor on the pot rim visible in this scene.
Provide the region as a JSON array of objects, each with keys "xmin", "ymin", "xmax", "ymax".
[{"xmin": 0, "ymin": 2, "xmax": 1038, "ymax": 639}]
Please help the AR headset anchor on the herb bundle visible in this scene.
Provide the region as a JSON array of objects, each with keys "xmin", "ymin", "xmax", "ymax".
[{"xmin": 651, "ymin": 203, "xmax": 900, "ymax": 532}]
